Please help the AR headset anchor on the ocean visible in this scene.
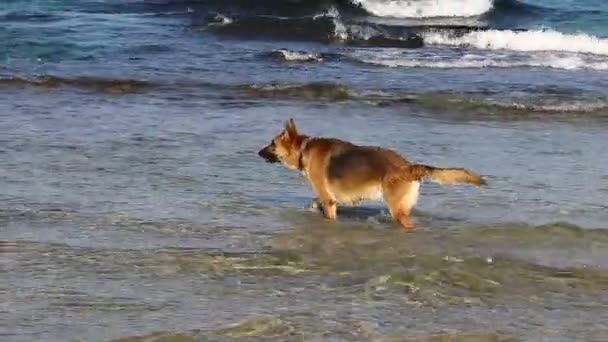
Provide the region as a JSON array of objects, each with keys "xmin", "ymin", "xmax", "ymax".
[{"xmin": 2, "ymin": 0, "xmax": 608, "ymax": 341}]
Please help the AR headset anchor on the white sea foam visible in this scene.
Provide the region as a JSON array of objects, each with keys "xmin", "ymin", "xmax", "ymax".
[
  {"xmin": 207, "ymin": 13, "xmax": 232, "ymax": 26},
  {"xmin": 322, "ymin": 6, "xmax": 348, "ymax": 40},
  {"xmin": 274, "ymin": 49, "xmax": 324, "ymax": 62},
  {"xmin": 359, "ymin": 53, "xmax": 608, "ymax": 70},
  {"xmin": 423, "ymin": 29, "xmax": 608, "ymax": 56},
  {"xmin": 488, "ymin": 100, "xmax": 608, "ymax": 113},
  {"xmin": 351, "ymin": 0, "xmax": 493, "ymax": 18}
]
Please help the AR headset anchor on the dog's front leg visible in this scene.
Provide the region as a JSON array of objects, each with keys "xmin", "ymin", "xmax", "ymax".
[
  {"xmin": 308, "ymin": 173, "xmax": 337, "ymax": 220},
  {"xmin": 321, "ymin": 198, "xmax": 337, "ymax": 220},
  {"xmin": 309, "ymin": 191, "xmax": 337, "ymax": 220},
  {"xmin": 308, "ymin": 196, "xmax": 336, "ymax": 219}
]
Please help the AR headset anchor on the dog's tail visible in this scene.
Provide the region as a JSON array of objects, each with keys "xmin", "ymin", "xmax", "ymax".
[{"xmin": 408, "ymin": 164, "xmax": 487, "ymax": 186}]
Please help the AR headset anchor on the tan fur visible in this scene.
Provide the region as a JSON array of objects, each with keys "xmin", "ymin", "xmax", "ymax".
[
  {"xmin": 407, "ymin": 164, "xmax": 487, "ymax": 186},
  {"xmin": 258, "ymin": 119, "xmax": 486, "ymax": 230}
]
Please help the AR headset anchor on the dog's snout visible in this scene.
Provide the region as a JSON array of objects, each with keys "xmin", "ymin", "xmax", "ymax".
[
  {"xmin": 258, "ymin": 146, "xmax": 270, "ymax": 158},
  {"xmin": 257, "ymin": 147, "xmax": 266, "ymax": 158},
  {"xmin": 258, "ymin": 145, "xmax": 279, "ymax": 163}
]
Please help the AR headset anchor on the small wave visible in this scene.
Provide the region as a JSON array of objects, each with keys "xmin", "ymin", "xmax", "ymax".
[
  {"xmin": 359, "ymin": 53, "xmax": 608, "ymax": 70},
  {"xmin": 482, "ymin": 100, "xmax": 608, "ymax": 114},
  {"xmin": 275, "ymin": 222, "xmax": 608, "ymax": 304},
  {"xmin": 234, "ymin": 81, "xmax": 608, "ymax": 114},
  {"xmin": 267, "ymin": 49, "xmax": 325, "ymax": 62},
  {"xmin": 424, "ymin": 29, "xmax": 608, "ymax": 56},
  {"xmin": 206, "ymin": 13, "xmax": 336, "ymax": 42},
  {"xmin": 207, "ymin": 10, "xmax": 425, "ymax": 48},
  {"xmin": 466, "ymin": 222, "xmax": 608, "ymax": 242},
  {"xmin": 452, "ymin": 222, "xmax": 608, "ymax": 269},
  {"xmin": 237, "ymin": 82, "xmax": 353, "ymax": 101},
  {"xmin": 0, "ymin": 75, "xmax": 154, "ymax": 94},
  {"xmin": 411, "ymin": 93, "xmax": 608, "ymax": 116},
  {"xmin": 112, "ymin": 317, "xmax": 294, "ymax": 341},
  {"xmin": 352, "ymin": 0, "xmax": 494, "ymax": 18},
  {"xmin": 0, "ymin": 207, "xmax": 73, "ymax": 222},
  {"xmin": 346, "ymin": 34, "xmax": 424, "ymax": 48},
  {"xmin": 206, "ymin": 13, "xmax": 233, "ymax": 26},
  {"xmin": 359, "ymin": 56, "xmax": 510, "ymax": 69},
  {"xmin": 349, "ymin": 87, "xmax": 608, "ymax": 116},
  {"xmin": 0, "ymin": 11, "xmax": 62, "ymax": 22}
]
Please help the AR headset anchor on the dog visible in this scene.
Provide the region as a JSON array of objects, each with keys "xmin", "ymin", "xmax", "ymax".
[{"xmin": 258, "ymin": 118, "xmax": 486, "ymax": 230}]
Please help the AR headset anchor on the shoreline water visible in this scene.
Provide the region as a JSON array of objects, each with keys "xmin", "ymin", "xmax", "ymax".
[{"xmin": 2, "ymin": 1, "xmax": 608, "ymax": 341}]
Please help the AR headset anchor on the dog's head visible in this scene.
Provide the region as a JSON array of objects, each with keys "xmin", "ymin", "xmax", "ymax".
[{"xmin": 258, "ymin": 118, "xmax": 302, "ymax": 169}]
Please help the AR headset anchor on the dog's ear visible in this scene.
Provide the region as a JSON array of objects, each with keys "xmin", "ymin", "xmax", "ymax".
[{"xmin": 284, "ymin": 118, "xmax": 298, "ymax": 140}]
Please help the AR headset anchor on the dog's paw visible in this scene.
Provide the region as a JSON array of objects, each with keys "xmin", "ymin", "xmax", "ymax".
[{"xmin": 308, "ymin": 198, "xmax": 323, "ymax": 213}]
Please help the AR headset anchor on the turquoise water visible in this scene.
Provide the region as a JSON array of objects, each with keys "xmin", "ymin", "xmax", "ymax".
[
  {"xmin": 518, "ymin": 0, "xmax": 608, "ymax": 35},
  {"xmin": 2, "ymin": 1, "xmax": 608, "ymax": 341}
]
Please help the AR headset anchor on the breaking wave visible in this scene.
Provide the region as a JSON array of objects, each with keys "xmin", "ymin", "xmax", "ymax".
[
  {"xmin": 187, "ymin": 0, "xmax": 531, "ymax": 19},
  {"xmin": 264, "ymin": 49, "xmax": 345, "ymax": 63},
  {"xmin": 206, "ymin": 9, "xmax": 470, "ymax": 48},
  {"xmin": 358, "ymin": 53, "xmax": 608, "ymax": 71},
  {"xmin": 267, "ymin": 49, "xmax": 325, "ymax": 62},
  {"xmin": 202, "ymin": 3, "xmax": 608, "ymax": 63},
  {"xmin": 351, "ymin": 0, "xmax": 494, "ymax": 18},
  {"xmin": 424, "ymin": 29, "xmax": 608, "ymax": 56}
]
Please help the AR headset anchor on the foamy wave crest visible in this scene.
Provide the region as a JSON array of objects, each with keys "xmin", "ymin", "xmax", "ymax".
[
  {"xmin": 319, "ymin": 7, "xmax": 424, "ymax": 47},
  {"xmin": 323, "ymin": 6, "xmax": 348, "ymax": 40},
  {"xmin": 504, "ymin": 101, "xmax": 608, "ymax": 113},
  {"xmin": 424, "ymin": 29, "xmax": 608, "ymax": 56},
  {"xmin": 351, "ymin": 0, "xmax": 494, "ymax": 18},
  {"xmin": 207, "ymin": 13, "xmax": 233, "ymax": 26},
  {"xmin": 360, "ymin": 54, "xmax": 608, "ymax": 70},
  {"xmin": 414, "ymin": 94, "xmax": 608, "ymax": 115},
  {"xmin": 269, "ymin": 49, "xmax": 324, "ymax": 62}
]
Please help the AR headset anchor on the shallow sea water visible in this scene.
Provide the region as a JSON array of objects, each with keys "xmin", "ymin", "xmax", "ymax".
[{"xmin": 2, "ymin": 1, "xmax": 608, "ymax": 341}]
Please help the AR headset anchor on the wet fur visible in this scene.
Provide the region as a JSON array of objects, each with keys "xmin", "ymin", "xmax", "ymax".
[{"xmin": 258, "ymin": 119, "xmax": 486, "ymax": 230}]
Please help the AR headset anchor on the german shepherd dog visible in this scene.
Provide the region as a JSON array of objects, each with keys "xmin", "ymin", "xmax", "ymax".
[{"xmin": 258, "ymin": 119, "xmax": 486, "ymax": 230}]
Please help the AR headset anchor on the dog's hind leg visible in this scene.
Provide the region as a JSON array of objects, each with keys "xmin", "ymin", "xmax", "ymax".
[{"xmin": 383, "ymin": 180, "xmax": 420, "ymax": 230}]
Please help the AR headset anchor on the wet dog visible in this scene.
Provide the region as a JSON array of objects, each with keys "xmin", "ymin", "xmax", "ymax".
[{"xmin": 258, "ymin": 119, "xmax": 486, "ymax": 230}]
